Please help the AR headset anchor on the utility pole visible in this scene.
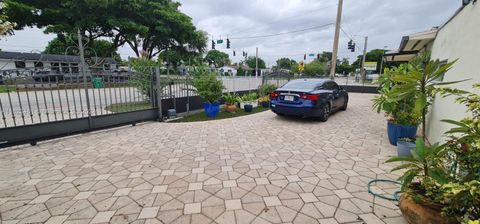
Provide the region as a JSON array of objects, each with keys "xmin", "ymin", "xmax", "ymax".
[
  {"xmin": 361, "ymin": 36, "xmax": 368, "ymax": 82},
  {"xmin": 379, "ymin": 46, "xmax": 388, "ymax": 75},
  {"xmin": 330, "ymin": 0, "xmax": 343, "ymax": 80},
  {"xmin": 255, "ymin": 47, "xmax": 258, "ymax": 78}
]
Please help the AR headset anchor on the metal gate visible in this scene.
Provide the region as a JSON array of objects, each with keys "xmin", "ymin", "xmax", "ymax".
[{"xmin": 0, "ymin": 62, "xmax": 165, "ymax": 148}]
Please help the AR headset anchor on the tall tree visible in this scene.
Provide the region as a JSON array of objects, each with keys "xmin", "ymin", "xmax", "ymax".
[
  {"xmin": 5, "ymin": 0, "xmax": 207, "ymax": 59},
  {"xmin": 276, "ymin": 58, "xmax": 297, "ymax": 70},
  {"xmin": 335, "ymin": 58, "xmax": 354, "ymax": 75},
  {"xmin": 317, "ymin": 51, "xmax": 332, "ymax": 63},
  {"xmin": 245, "ymin": 56, "xmax": 266, "ymax": 69},
  {"xmin": 352, "ymin": 49, "xmax": 388, "ymax": 72},
  {"xmin": 44, "ymin": 36, "xmax": 121, "ymax": 62},
  {"xmin": 304, "ymin": 60, "xmax": 328, "ymax": 76},
  {"xmin": 205, "ymin": 50, "xmax": 230, "ymax": 68},
  {"xmin": 0, "ymin": 2, "xmax": 15, "ymax": 40}
]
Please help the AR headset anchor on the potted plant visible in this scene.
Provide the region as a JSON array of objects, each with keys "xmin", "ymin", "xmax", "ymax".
[
  {"xmin": 373, "ymin": 64, "xmax": 420, "ymax": 145},
  {"xmin": 258, "ymin": 96, "xmax": 270, "ymax": 108},
  {"xmin": 396, "ymin": 137, "xmax": 416, "ymax": 157},
  {"xmin": 386, "ymin": 83, "xmax": 480, "ymax": 224},
  {"xmin": 390, "ymin": 52, "xmax": 465, "ymax": 142},
  {"xmin": 223, "ymin": 93, "xmax": 238, "ymax": 113},
  {"xmin": 192, "ymin": 72, "xmax": 225, "ymax": 118},
  {"xmin": 258, "ymin": 84, "xmax": 277, "ymax": 108},
  {"xmin": 238, "ymin": 93, "xmax": 258, "ymax": 110}
]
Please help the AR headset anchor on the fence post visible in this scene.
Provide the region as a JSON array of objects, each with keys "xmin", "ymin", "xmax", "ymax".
[
  {"xmin": 77, "ymin": 29, "xmax": 93, "ymax": 128},
  {"xmin": 155, "ymin": 67, "xmax": 163, "ymax": 121}
]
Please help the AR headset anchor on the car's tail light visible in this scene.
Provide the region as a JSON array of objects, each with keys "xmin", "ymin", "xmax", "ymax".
[
  {"xmin": 270, "ymin": 92, "xmax": 280, "ymax": 98},
  {"xmin": 300, "ymin": 93, "xmax": 320, "ymax": 101}
]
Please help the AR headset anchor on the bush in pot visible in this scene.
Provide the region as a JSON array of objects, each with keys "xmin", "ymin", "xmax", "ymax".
[
  {"xmin": 192, "ymin": 72, "xmax": 225, "ymax": 118},
  {"xmin": 386, "ymin": 84, "xmax": 480, "ymax": 224},
  {"xmin": 373, "ymin": 64, "xmax": 420, "ymax": 145},
  {"xmin": 258, "ymin": 84, "xmax": 277, "ymax": 108},
  {"xmin": 238, "ymin": 93, "xmax": 258, "ymax": 109},
  {"xmin": 223, "ymin": 93, "xmax": 238, "ymax": 113}
]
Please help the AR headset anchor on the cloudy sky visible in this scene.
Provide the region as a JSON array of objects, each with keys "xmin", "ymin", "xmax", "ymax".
[{"xmin": 0, "ymin": 0, "xmax": 460, "ymax": 66}]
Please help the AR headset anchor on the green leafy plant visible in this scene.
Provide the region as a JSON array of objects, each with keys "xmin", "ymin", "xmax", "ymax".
[
  {"xmin": 192, "ymin": 73, "xmax": 225, "ymax": 103},
  {"xmin": 372, "ymin": 64, "xmax": 420, "ymax": 126},
  {"xmin": 387, "ymin": 84, "xmax": 480, "ymax": 223},
  {"xmin": 238, "ymin": 93, "xmax": 258, "ymax": 102},
  {"xmin": 390, "ymin": 51, "xmax": 466, "ymax": 139},
  {"xmin": 223, "ymin": 93, "xmax": 238, "ymax": 105},
  {"xmin": 386, "ymin": 139, "xmax": 449, "ymax": 192},
  {"xmin": 258, "ymin": 96, "xmax": 270, "ymax": 103},
  {"xmin": 130, "ymin": 58, "xmax": 159, "ymax": 100},
  {"xmin": 258, "ymin": 84, "xmax": 278, "ymax": 96}
]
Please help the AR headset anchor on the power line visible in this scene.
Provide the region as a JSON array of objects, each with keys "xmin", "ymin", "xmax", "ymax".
[
  {"xmin": 224, "ymin": 4, "xmax": 338, "ymax": 36},
  {"xmin": 229, "ymin": 23, "xmax": 334, "ymax": 40}
]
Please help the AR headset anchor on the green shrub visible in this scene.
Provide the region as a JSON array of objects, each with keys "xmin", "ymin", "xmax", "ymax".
[
  {"xmin": 258, "ymin": 84, "xmax": 278, "ymax": 96},
  {"xmin": 237, "ymin": 93, "xmax": 258, "ymax": 102},
  {"xmin": 192, "ymin": 73, "xmax": 225, "ymax": 103},
  {"xmin": 223, "ymin": 93, "xmax": 238, "ymax": 104}
]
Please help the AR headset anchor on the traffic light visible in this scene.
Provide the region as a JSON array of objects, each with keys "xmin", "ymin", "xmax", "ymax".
[
  {"xmin": 317, "ymin": 54, "xmax": 320, "ymax": 60},
  {"xmin": 348, "ymin": 40, "xmax": 355, "ymax": 52},
  {"xmin": 304, "ymin": 54, "xmax": 306, "ymax": 60},
  {"xmin": 233, "ymin": 50, "xmax": 236, "ymax": 56},
  {"xmin": 211, "ymin": 40, "xmax": 215, "ymax": 50},
  {"xmin": 227, "ymin": 39, "xmax": 231, "ymax": 49}
]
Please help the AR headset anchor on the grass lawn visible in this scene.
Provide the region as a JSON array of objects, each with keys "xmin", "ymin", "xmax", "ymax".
[
  {"xmin": 0, "ymin": 85, "xmax": 16, "ymax": 93},
  {"xmin": 105, "ymin": 102, "xmax": 152, "ymax": 113},
  {"xmin": 173, "ymin": 106, "xmax": 270, "ymax": 122}
]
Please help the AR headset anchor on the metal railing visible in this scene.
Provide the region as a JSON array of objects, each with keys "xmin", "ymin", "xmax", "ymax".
[{"xmin": 0, "ymin": 67, "xmax": 152, "ymax": 128}]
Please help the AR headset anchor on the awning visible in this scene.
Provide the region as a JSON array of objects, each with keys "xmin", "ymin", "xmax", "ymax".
[{"xmin": 385, "ymin": 28, "xmax": 438, "ymax": 62}]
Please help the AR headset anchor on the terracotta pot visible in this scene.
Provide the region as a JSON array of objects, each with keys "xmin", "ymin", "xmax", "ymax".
[
  {"xmin": 399, "ymin": 194, "xmax": 458, "ymax": 224},
  {"xmin": 225, "ymin": 104, "xmax": 237, "ymax": 113}
]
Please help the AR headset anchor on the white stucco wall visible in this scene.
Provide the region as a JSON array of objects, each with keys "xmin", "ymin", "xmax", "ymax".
[{"xmin": 426, "ymin": 3, "xmax": 480, "ymax": 143}]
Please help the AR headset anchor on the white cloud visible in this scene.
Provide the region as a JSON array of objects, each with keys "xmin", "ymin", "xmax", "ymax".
[{"xmin": 1, "ymin": 0, "xmax": 461, "ymax": 65}]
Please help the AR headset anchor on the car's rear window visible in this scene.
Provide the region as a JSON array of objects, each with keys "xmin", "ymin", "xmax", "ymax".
[{"xmin": 281, "ymin": 81, "xmax": 318, "ymax": 90}]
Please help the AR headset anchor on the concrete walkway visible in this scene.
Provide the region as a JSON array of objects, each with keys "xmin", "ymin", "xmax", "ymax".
[{"xmin": 0, "ymin": 93, "xmax": 405, "ymax": 224}]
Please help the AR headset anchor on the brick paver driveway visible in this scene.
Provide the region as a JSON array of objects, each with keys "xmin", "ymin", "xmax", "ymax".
[{"xmin": 0, "ymin": 93, "xmax": 405, "ymax": 224}]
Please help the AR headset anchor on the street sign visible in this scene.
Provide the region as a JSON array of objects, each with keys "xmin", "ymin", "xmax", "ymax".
[
  {"xmin": 364, "ymin": 62, "xmax": 377, "ymax": 71},
  {"xmin": 216, "ymin": 39, "xmax": 224, "ymax": 44},
  {"xmin": 299, "ymin": 61, "xmax": 305, "ymax": 72},
  {"xmin": 309, "ymin": 53, "xmax": 315, "ymax": 57}
]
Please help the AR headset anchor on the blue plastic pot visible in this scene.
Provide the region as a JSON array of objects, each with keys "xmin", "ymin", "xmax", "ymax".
[
  {"xmin": 261, "ymin": 101, "xmax": 269, "ymax": 108},
  {"xmin": 244, "ymin": 104, "xmax": 253, "ymax": 112},
  {"xmin": 387, "ymin": 122, "xmax": 418, "ymax": 145},
  {"xmin": 396, "ymin": 140, "xmax": 415, "ymax": 157},
  {"xmin": 204, "ymin": 102, "xmax": 220, "ymax": 118}
]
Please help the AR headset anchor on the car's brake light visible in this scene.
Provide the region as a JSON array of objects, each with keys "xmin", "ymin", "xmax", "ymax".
[
  {"xmin": 270, "ymin": 92, "xmax": 280, "ymax": 98},
  {"xmin": 300, "ymin": 93, "xmax": 320, "ymax": 101}
]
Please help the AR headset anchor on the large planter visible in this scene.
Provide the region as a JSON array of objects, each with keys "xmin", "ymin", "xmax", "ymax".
[
  {"xmin": 240, "ymin": 101, "xmax": 258, "ymax": 109},
  {"xmin": 224, "ymin": 103, "xmax": 237, "ymax": 113},
  {"xmin": 387, "ymin": 122, "xmax": 418, "ymax": 145},
  {"xmin": 244, "ymin": 104, "xmax": 253, "ymax": 112},
  {"xmin": 397, "ymin": 140, "xmax": 415, "ymax": 157},
  {"xmin": 399, "ymin": 194, "xmax": 458, "ymax": 224},
  {"xmin": 204, "ymin": 102, "xmax": 220, "ymax": 118}
]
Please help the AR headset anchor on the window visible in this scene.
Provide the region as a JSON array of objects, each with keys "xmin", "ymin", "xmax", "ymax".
[
  {"xmin": 282, "ymin": 81, "xmax": 318, "ymax": 90},
  {"xmin": 15, "ymin": 61, "xmax": 26, "ymax": 69},
  {"xmin": 34, "ymin": 62, "xmax": 43, "ymax": 68}
]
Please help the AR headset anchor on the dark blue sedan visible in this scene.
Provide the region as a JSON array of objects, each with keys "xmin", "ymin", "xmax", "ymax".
[{"xmin": 270, "ymin": 79, "xmax": 348, "ymax": 121}]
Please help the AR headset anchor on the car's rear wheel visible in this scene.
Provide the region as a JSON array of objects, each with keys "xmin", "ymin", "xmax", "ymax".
[
  {"xmin": 319, "ymin": 103, "xmax": 330, "ymax": 122},
  {"xmin": 340, "ymin": 97, "xmax": 348, "ymax": 111}
]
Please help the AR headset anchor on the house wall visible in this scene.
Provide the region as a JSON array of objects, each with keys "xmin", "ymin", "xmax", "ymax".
[{"xmin": 427, "ymin": 2, "xmax": 480, "ymax": 143}]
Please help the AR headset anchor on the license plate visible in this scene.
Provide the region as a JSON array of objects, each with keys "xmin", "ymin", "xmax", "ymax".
[{"xmin": 284, "ymin": 95, "xmax": 294, "ymax": 101}]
